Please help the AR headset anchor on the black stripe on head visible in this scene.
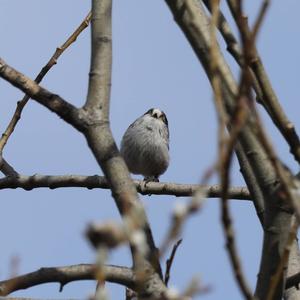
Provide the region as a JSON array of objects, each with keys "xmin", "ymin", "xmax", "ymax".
[
  {"xmin": 160, "ymin": 111, "xmax": 168, "ymax": 126},
  {"xmin": 144, "ymin": 108, "xmax": 154, "ymax": 116}
]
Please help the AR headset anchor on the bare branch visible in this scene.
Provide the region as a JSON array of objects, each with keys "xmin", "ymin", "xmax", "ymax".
[
  {"xmin": 0, "ymin": 12, "xmax": 91, "ymax": 153},
  {"xmin": 225, "ymin": 0, "xmax": 300, "ymax": 165},
  {"xmin": 0, "ymin": 2, "xmax": 165, "ymax": 294},
  {"xmin": 251, "ymin": 0, "xmax": 270, "ymax": 41},
  {"xmin": 204, "ymin": 0, "xmax": 300, "ymax": 166},
  {"xmin": 219, "ymin": 106, "xmax": 253, "ymax": 300},
  {"xmin": 286, "ymin": 271, "xmax": 300, "ymax": 291},
  {"xmin": 266, "ymin": 219, "xmax": 298, "ymax": 300},
  {"xmin": 0, "ymin": 158, "xmax": 18, "ymax": 177},
  {"xmin": 234, "ymin": 144, "xmax": 264, "ymax": 225},
  {"xmin": 208, "ymin": 1, "xmax": 254, "ymax": 296},
  {"xmin": 84, "ymin": 2, "xmax": 112, "ymax": 111},
  {"xmin": 0, "ymin": 58, "xmax": 85, "ymax": 132},
  {"xmin": 83, "ymin": 1, "xmax": 166, "ymax": 296},
  {"xmin": 284, "ymin": 239, "xmax": 300, "ymax": 299},
  {"xmin": 164, "ymin": 239, "xmax": 183, "ymax": 286},
  {"xmin": 163, "ymin": 2, "xmax": 297, "ymax": 300},
  {"xmin": 0, "ymin": 264, "xmax": 134, "ymax": 296},
  {"xmin": 0, "ymin": 174, "xmax": 251, "ymax": 199}
]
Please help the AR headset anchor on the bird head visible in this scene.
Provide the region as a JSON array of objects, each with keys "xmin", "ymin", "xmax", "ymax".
[{"xmin": 145, "ymin": 108, "xmax": 168, "ymax": 126}]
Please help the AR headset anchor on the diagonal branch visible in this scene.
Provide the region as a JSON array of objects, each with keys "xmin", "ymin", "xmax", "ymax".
[
  {"xmin": 0, "ymin": 158, "xmax": 19, "ymax": 177},
  {"xmin": 164, "ymin": 239, "xmax": 183, "ymax": 286},
  {"xmin": 0, "ymin": 11, "xmax": 92, "ymax": 154},
  {"xmin": 0, "ymin": 58, "xmax": 85, "ymax": 132}
]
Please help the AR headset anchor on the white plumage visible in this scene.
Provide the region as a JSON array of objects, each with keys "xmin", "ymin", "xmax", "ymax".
[{"xmin": 120, "ymin": 108, "xmax": 169, "ymax": 181}]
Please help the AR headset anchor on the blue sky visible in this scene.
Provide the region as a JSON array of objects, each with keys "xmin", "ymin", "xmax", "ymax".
[{"xmin": 1, "ymin": 1, "xmax": 299, "ymax": 299}]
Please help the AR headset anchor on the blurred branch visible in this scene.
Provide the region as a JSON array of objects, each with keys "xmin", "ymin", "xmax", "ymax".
[
  {"xmin": 164, "ymin": 1, "xmax": 298, "ymax": 300},
  {"xmin": 266, "ymin": 218, "xmax": 298, "ymax": 300},
  {"xmin": 218, "ymin": 102, "xmax": 253, "ymax": 300},
  {"xmin": 286, "ymin": 270, "xmax": 300, "ymax": 290},
  {"xmin": 0, "ymin": 174, "xmax": 251, "ymax": 199},
  {"xmin": 224, "ymin": 0, "xmax": 300, "ymax": 165},
  {"xmin": 0, "ymin": 261, "xmax": 298, "ymax": 297},
  {"xmin": 204, "ymin": 0, "xmax": 300, "ymax": 165},
  {"xmin": 209, "ymin": 1, "xmax": 253, "ymax": 297},
  {"xmin": 0, "ymin": 264, "xmax": 134, "ymax": 296},
  {"xmin": 204, "ymin": 0, "xmax": 300, "ymax": 166},
  {"xmin": 86, "ymin": 222, "xmax": 127, "ymax": 249},
  {"xmin": 251, "ymin": 0, "xmax": 270, "ymax": 40},
  {"xmin": 202, "ymin": 0, "xmax": 266, "ymax": 227},
  {"xmin": 284, "ymin": 239, "xmax": 300, "ymax": 299},
  {"xmin": 164, "ymin": 239, "xmax": 183, "ymax": 286},
  {"xmin": 0, "ymin": 11, "xmax": 91, "ymax": 154},
  {"xmin": 225, "ymin": 1, "xmax": 300, "ymax": 299}
]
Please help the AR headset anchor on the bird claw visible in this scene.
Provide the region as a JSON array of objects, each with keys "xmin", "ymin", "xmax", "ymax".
[
  {"xmin": 143, "ymin": 176, "xmax": 159, "ymax": 185},
  {"xmin": 142, "ymin": 176, "xmax": 159, "ymax": 196}
]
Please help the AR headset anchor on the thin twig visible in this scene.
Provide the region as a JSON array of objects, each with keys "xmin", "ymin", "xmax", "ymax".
[
  {"xmin": 251, "ymin": 0, "xmax": 270, "ymax": 41},
  {"xmin": 164, "ymin": 239, "xmax": 183, "ymax": 286},
  {"xmin": 0, "ymin": 11, "xmax": 91, "ymax": 153}
]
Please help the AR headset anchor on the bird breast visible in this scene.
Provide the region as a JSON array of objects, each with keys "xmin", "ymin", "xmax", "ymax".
[{"xmin": 121, "ymin": 117, "xmax": 169, "ymax": 177}]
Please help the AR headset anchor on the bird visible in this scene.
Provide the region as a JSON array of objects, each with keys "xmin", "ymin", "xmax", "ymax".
[{"xmin": 120, "ymin": 108, "xmax": 169, "ymax": 182}]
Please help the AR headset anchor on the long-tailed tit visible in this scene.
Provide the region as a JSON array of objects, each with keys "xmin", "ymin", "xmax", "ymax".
[{"xmin": 120, "ymin": 108, "xmax": 169, "ymax": 182}]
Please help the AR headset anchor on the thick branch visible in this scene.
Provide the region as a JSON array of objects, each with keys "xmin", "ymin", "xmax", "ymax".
[
  {"xmin": 0, "ymin": 158, "xmax": 18, "ymax": 177},
  {"xmin": 0, "ymin": 264, "xmax": 134, "ymax": 296},
  {"xmin": 235, "ymin": 144, "xmax": 264, "ymax": 225},
  {"xmin": 84, "ymin": 1, "xmax": 112, "ymax": 112},
  {"xmin": 83, "ymin": 0, "xmax": 166, "ymax": 296},
  {"xmin": 0, "ymin": 58, "xmax": 85, "ymax": 132},
  {"xmin": 284, "ymin": 239, "xmax": 300, "ymax": 299}
]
